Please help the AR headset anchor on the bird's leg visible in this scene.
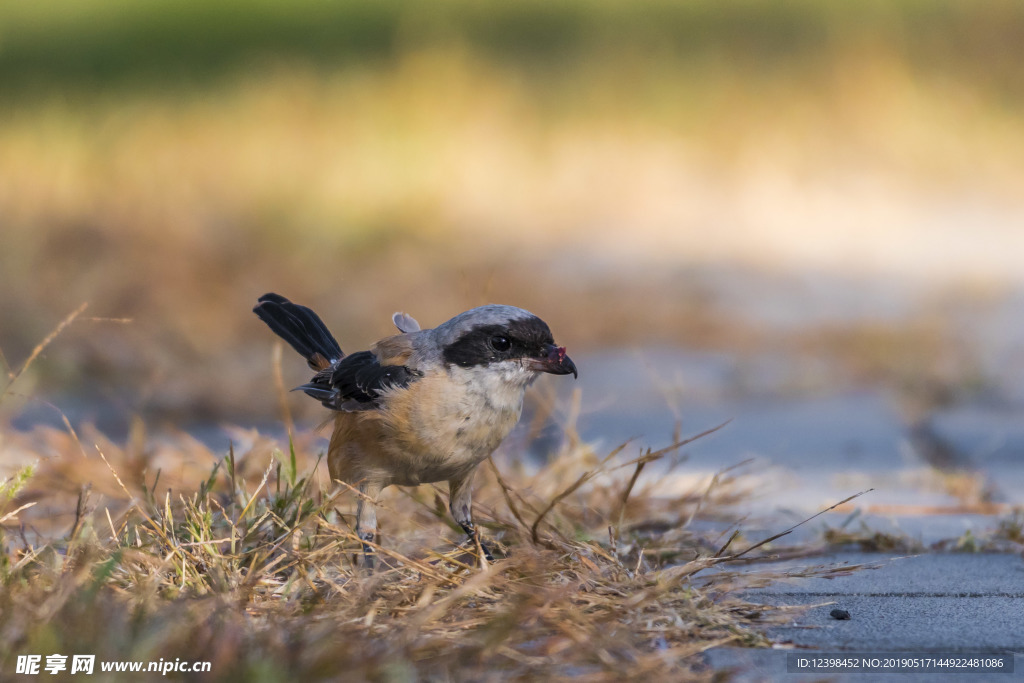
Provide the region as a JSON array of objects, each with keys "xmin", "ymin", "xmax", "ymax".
[
  {"xmin": 449, "ymin": 474, "xmax": 494, "ymax": 564},
  {"xmin": 355, "ymin": 482, "xmax": 381, "ymax": 569}
]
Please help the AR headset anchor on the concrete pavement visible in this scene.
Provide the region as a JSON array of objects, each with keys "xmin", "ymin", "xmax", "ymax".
[{"xmin": 705, "ymin": 552, "xmax": 1024, "ymax": 680}]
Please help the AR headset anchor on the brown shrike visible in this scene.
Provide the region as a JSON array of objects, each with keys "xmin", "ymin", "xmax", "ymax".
[{"xmin": 253, "ymin": 293, "xmax": 577, "ymax": 564}]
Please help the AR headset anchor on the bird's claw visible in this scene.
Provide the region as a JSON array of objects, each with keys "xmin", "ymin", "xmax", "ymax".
[{"xmin": 359, "ymin": 531, "xmax": 376, "ymax": 570}]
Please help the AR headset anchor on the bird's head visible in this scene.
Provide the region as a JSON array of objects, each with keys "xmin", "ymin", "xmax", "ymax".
[{"xmin": 437, "ymin": 305, "xmax": 577, "ymax": 382}]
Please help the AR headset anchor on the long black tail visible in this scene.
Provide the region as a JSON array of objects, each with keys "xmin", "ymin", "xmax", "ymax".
[{"xmin": 253, "ymin": 293, "xmax": 343, "ymax": 370}]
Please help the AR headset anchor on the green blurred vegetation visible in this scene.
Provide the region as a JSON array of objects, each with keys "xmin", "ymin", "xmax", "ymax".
[{"xmin": 3, "ymin": 0, "xmax": 1024, "ymax": 104}]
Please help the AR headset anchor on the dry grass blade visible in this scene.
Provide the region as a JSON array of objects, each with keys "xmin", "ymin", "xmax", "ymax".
[
  {"xmin": 714, "ymin": 529, "xmax": 741, "ymax": 558},
  {"xmin": 530, "ymin": 469, "xmax": 593, "ymax": 547},
  {"xmin": 237, "ymin": 455, "xmax": 276, "ymax": 521},
  {"xmin": 726, "ymin": 488, "xmax": 875, "ymax": 561},
  {"xmin": 614, "ymin": 458, "xmax": 648, "ymax": 538},
  {"xmin": 662, "ymin": 488, "xmax": 876, "ymax": 582},
  {"xmin": 528, "ymin": 438, "xmax": 638, "ymax": 546},
  {"xmin": 5, "ymin": 393, "xmax": 90, "ymax": 458},
  {"xmin": 531, "ymin": 421, "xmax": 731, "ymax": 546},
  {"xmin": 614, "ymin": 420, "xmax": 732, "ymax": 473},
  {"xmin": 271, "ymin": 340, "xmax": 295, "ymax": 443},
  {"xmin": 0, "ymin": 501, "xmax": 37, "ymax": 524},
  {"xmin": 487, "ymin": 456, "xmax": 532, "ymax": 532},
  {"xmin": 1, "ymin": 302, "xmax": 87, "ymax": 397}
]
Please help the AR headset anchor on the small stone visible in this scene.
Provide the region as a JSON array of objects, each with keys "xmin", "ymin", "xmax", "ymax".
[{"xmin": 830, "ymin": 608, "xmax": 851, "ymax": 620}]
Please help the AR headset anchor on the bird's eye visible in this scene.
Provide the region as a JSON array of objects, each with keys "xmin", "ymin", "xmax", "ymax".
[{"xmin": 490, "ymin": 335, "xmax": 511, "ymax": 352}]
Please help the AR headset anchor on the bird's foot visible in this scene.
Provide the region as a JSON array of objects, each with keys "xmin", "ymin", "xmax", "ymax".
[
  {"xmin": 458, "ymin": 523, "xmax": 495, "ymax": 564},
  {"xmin": 358, "ymin": 531, "xmax": 376, "ymax": 571}
]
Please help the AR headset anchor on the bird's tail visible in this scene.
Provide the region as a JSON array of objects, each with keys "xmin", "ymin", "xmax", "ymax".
[{"xmin": 253, "ymin": 293, "xmax": 344, "ymax": 370}]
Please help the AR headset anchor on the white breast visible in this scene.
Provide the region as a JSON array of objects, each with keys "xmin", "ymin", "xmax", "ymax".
[
  {"xmin": 436, "ymin": 361, "xmax": 537, "ymax": 463},
  {"xmin": 374, "ymin": 361, "xmax": 537, "ymax": 485}
]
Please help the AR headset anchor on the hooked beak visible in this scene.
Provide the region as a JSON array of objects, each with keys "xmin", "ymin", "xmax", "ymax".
[{"xmin": 530, "ymin": 344, "xmax": 578, "ymax": 378}]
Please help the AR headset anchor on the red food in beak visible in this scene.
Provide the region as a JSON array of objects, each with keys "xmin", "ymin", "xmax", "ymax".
[{"xmin": 535, "ymin": 344, "xmax": 577, "ymax": 378}]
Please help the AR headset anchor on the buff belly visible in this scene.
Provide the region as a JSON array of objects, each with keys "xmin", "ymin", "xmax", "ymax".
[{"xmin": 327, "ymin": 367, "xmax": 530, "ymax": 488}]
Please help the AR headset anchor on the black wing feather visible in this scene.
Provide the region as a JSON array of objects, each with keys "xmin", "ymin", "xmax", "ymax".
[
  {"xmin": 253, "ymin": 293, "xmax": 344, "ymax": 367},
  {"xmin": 255, "ymin": 293, "xmax": 420, "ymax": 410},
  {"xmin": 293, "ymin": 351, "xmax": 421, "ymax": 410},
  {"xmin": 331, "ymin": 351, "xmax": 419, "ymax": 404}
]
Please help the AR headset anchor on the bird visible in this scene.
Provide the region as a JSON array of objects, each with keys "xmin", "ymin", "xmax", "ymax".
[{"xmin": 253, "ymin": 293, "xmax": 577, "ymax": 565}]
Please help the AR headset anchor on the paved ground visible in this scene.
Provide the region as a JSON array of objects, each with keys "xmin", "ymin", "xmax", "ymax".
[
  {"xmin": 567, "ymin": 351, "xmax": 1024, "ymax": 514},
  {"xmin": 566, "ymin": 352, "xmax": 1024, "ymax": 680},
  {"xmin": 704, "ymin": 552, "xmax": 1024, "ymax": 680}
]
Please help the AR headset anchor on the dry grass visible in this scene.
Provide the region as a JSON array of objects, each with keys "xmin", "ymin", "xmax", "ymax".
[
  {"xmin": 0, "ymin": 320, "xmax": 884, "ymax": 681},
  {"xmin": 820, "ymin": 508, "xmax": 1024, "ymax": 555},
  {"xmin": 0, "ymin": 415, "xmax": 782, "ymax": 681},
  {"xmin": 0, "ymin": 418, "xmax": 885, "ymax": 680}
]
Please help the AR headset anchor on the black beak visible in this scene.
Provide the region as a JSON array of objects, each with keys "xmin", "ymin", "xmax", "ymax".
[{"xmin": 536, "ymin": 344, "xmax": 577, "ymax": 378}]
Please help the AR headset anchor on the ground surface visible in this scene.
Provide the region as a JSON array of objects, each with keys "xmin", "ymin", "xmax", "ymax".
[
  {"xmin": 571, "ymin": 350, "xmax": 1024, "ymax": 679},
  {"xmin": 705, "ymin": 552, "xmax": 1023, "ymax": 680}
]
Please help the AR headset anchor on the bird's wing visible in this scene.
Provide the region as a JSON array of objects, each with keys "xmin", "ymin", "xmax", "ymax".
[{"xmin": 295, "ymin": 335, "xmax": 421, "ymax": 411}]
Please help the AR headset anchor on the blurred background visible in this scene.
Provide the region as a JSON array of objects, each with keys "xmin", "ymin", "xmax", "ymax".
[{"xmin": 2, "ymin": 0, "xmax": 1024, "ymax": 495}]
